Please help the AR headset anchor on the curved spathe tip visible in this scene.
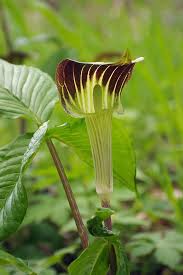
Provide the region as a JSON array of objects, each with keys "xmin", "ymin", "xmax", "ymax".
[{"xmin": 132, "ymin": 57, "xmax": 144, "ymax": 63}]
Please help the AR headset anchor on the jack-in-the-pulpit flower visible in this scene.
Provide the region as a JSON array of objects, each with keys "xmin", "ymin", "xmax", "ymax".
[{"xmin": 56, "ymin": 51, "xmax": 143, "ymax": 203}]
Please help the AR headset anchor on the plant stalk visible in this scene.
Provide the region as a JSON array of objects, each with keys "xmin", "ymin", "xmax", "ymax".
[
  {"xmin": 102, "ymin": 199, "xmax": 116, "ymax": 275},
  {"xmin": 46, "ymin": 139, "xmax": 89, "ymax": 249},
  {"xmin": 101, "ymin": 200, "xmax": 112, "ymax": 230}
]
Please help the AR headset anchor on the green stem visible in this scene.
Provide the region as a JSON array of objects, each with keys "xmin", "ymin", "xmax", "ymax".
[
  {"xmin": 46, "ymin": 139, "xmax": 89, "ymax": 249},
  {"xmin": 85, "ymin": 111, "xmax": 113, "ymax": 201},
  {"xmin": 101, "ymin": 200, "xmax": 112, "ymax": 230}
]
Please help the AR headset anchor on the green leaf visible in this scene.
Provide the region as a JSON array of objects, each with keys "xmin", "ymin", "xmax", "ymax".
[
  {"xmin": 153, "ymin": 231, "xmax": 183, "ymax": 269},
  {"xmin": 21, "ymin": 122, "xmax": 48, "ymax": 171},
  {"xmin": 0, "ymin": 122, "xmax": 48, "ymax": 240},
  {"xmin": 49, "ymin": 118, "xmax": 136, "ymax": 191},
  {"xmin": 131, "ymin": 232, "xmax": 161, "ymax": 243},
  {"xmin": 154, "ymin": 246, "xmax": 182, "ymax": 270},
  {"xmin": 87, "ymin": 208, "xmax": 115, "ymax": 237},
  {"xmin": 164, "ymin": 230, "xmax": 183, "ymax": 253},
  {"xmin": 68, "ymin": 239, "xmax": 109, "ymax": 275},
  {"xmin": 128, "ymin": 240, "xmax": 154, "ymax": 257},
  {"xmin": 112, "ymin": 119, "xmax": 136, "ymax": 191},
  {"xmin": 0, "ymin": 87, "xmax": 34, "ymax": 120},
  {"xmin": 95, "ymin": 208, "xmax": 115, "ymax": 221},
  {"xmin": 35, "ymin": 246, "xmax": 76, "ymax": 272},
  {"xmin": 0, "ymin": 249, "xmax": 36, "ymax": 274},
  {"xmin": 0, "ymin": 59, "xmax": 58, "ymax": 123},
  {"xmin": 129, "ymin": 231, "xmax": 183, "ymax": 270},
  {"xmin": 111, "ymin": 237, "xmax": 130, "ymax": 275}
]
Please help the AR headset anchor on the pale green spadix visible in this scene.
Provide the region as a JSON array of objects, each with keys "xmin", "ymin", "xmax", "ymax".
[{"xmin": 56, "ymin": 52, "xmax": 143, "ymax": 201}]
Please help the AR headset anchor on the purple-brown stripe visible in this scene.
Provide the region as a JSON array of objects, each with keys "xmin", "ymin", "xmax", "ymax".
[
  {"xmin": 81, "ymin": 64, "xmax": 91, "ymax": 88},
  {"xmin": 56, "ymin": 59, "xmax": 135, "ymax": 100},
  {"xmin": 102, "ymin": 65, "xmax": 119, "ymax": 86},
  {"xmin": 73, "ymin": 62, "xmax": 84, "ymax": 92},
  {"xmin": 56, "ymin": 59, "xmax": 69, "ymax": 86},
  {"xmin": 113, "ymin": 63, "xmax": 135, "ymax": 95}
]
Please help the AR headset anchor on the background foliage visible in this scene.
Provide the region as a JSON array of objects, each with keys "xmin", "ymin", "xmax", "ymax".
[{"xmin": 0, "ymin": 0, "xmax": 183, "ymax": 274}]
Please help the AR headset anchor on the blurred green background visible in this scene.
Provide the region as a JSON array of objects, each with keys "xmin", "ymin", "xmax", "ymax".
[{"xmin": 0, "ymin": 0, "xmax": 183, "ymax": 274}]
